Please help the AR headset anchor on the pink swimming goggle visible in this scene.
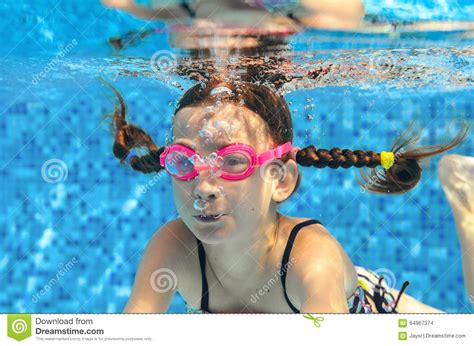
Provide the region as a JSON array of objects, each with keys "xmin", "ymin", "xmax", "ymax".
[{"xmin": 159, "ymin": 142, "xmax": 295, "ymax": 181}]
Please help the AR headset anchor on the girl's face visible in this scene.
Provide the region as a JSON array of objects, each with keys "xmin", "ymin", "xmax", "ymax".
[{"xmin": 171, "ymin": 103, "xmax": 279, "ymax": 244}]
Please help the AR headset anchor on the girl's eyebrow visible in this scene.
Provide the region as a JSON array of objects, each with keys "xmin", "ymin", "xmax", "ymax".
[{"xmin": 172, "ymin": 138, "xmax": 238, "ymax": 150}]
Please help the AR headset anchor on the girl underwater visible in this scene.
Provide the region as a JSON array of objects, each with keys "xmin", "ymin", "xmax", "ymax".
[{"xmin": 104, "ymin": 79, "xmax": 472, "ymax": 313}]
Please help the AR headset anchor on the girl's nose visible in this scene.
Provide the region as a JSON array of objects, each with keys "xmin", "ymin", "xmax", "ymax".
[{"xmin": 193, "ymin": 174, "xmax": 219, "ymax": 201}]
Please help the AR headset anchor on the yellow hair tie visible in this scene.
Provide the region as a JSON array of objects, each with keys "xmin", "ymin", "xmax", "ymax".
[
  {"xmin": 380, "ymin": 151, "xmax": 395, "ymax": 170},
  {"xmin": 357, "ymin": 278, "xmax": 369, "ymax": 292}
]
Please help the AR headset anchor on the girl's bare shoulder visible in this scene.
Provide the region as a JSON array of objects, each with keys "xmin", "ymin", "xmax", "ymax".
[
  {"xmin": 279, "ymin": 215, "xmax": 343, "ymax": 267},
  {"xmin": 281, "ymin": 215, "xmax": 358, "ymax": 299},
  {"xmin": 280, "ymin": 215, "xmax": 333, "ymax": 245}
]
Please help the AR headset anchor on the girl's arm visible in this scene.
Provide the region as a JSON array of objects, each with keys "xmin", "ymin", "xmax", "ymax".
[
  {"xmin": 298, "ymin": 256, "xmax": 349, "ymax": 313},
  {"xmin": 287, "ymin": 224, "xmax": 351, "ymax": 313},
  {"xmin": 123, "ymin": 220, "xmax": 185, "ymax": 313},
  {"xmin": 102, "ymin": 0, "xmax": 191, "ymax": 20}
]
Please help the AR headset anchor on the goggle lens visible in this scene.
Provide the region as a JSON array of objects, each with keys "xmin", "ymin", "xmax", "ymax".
[
  {"xmin": 165, "ymin": 151, "xmax": 195, "ymax": 176},
  {"xmin": 221, "ymin": 152, "xmax": 251, "ymax": 175},
  {"xmin": 165, "ymin": 151, "xmax": 251, "ymax": 179}
]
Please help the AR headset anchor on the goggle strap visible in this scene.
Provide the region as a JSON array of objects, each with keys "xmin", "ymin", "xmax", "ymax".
[
  {"xmin": 159, "ymin": 146, "xmax": 169, "ymax": 167},
  {"xmin": 257, "ymin": 142, "xmax": 293, "ymax": 165}
]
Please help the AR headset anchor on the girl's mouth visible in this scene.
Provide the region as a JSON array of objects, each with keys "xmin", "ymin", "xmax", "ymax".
[{"xmin": 193, "ymin": 213, "xmax": 226, "ymax": 223}]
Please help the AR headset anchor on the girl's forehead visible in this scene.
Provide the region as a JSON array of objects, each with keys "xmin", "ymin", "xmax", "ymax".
[{"xmin": 172, "ymin": 104, "xmax": 273, "ymax": 150}]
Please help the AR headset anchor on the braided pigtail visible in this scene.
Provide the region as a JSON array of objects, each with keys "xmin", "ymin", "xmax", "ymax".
[
  {"xmin": 101, "ymin": 79, "xmax": 165, "ymax": 174},
  {"xmin": 295, "ymin": 121, "xmax": 470, "ymax": 194}
]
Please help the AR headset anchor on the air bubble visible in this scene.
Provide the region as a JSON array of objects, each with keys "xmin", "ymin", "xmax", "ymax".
[
  {"xmin": 208, "ymin": 152, "xmax": 218, "ymax": 161},
  {"xmin": 194, "ymin": 199, "xmax": 209, "ymax": 211},
  {"xmin": 190, "ymin": 154, "xmax": 203, "ymax": 165}
]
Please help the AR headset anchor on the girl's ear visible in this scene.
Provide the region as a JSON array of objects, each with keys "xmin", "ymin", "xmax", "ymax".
[{"xmin": 270, "ymin": 159, "xmax": 299, "ymax": 203}]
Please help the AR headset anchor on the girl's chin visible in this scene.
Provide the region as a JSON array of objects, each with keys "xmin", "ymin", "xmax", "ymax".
[{"xmin": 192, "ymin": 229, "xmax": 228, "ymax": 244}]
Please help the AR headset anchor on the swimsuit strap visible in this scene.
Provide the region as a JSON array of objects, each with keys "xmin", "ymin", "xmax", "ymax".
[
  {"xmin": 286, "ymin": 12, "xmax": 302, "ymax": 25},
  {"xmin": 279, "ymin": 219, "xmax": 322, "ymax": 313},
  {"xmin": 392, "ymin": 280, "xmax": 410, "ymax": 312},
  {"xmin": 373, "ymin": 278, "xmax": 410, "ymax": 313},
  {"xmin": 196, "ymin": 237, "xmax": 210, "ymax": 312},
  {"xmin": 180, "ymin": 0, "xmax": 196, "ymax": 18},
  {"xmin": 360, "ymin": 271, "xmax": 410, "ymax": 313},
  {"xmin": 196, "ymin": 218, "xmax": 322, "ymax": 313}
]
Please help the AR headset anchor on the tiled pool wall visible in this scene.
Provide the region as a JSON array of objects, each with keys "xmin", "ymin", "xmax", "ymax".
[{"xmin": 1, "ymin": 82, "xmax": 472, "ymax": 312}]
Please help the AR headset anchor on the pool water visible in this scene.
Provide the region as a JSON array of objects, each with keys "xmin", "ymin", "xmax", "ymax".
[{"xmin": 0, "ymin": 0, "xmax": 473, "ymax": 313}]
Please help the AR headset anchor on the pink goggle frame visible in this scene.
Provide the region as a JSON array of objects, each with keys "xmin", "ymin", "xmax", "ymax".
[{"xmin": 159, "ymin": 141, "xmax": 295, "ymax": 181}]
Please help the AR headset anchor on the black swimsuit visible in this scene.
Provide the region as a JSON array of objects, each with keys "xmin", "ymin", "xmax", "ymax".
[
  {"xmin": 195, "ymin": 219, "xmax": 321, "ymax": 313},
  {"xmin": 193, "ymin": 219, "xmax": 409, "ymax": 313}
]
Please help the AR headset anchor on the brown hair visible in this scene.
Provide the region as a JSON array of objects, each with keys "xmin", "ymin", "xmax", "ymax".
[{"xmin": 104, "ymin": 79, "xmax": 470, "ymax": 195}]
